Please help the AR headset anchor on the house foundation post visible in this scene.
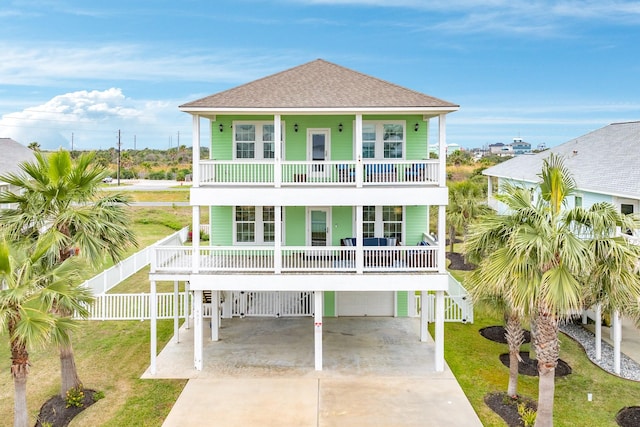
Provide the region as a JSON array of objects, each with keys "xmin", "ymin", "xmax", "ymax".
[
  {"xmin": 150, "ymin": 280, "xmax": 157, "ymax": 375},
  {"xmin": 420, "ymin": 291, "xmax": 428, "ymax": 342},
  {"xmin": 211, "ymin": 290, "xmax": 219, "ymax": 341},
  {"xmin": 435, "ymin": 290, "xmax": 445, "ymax": 372},
  {"xmin": 595, "ymin": 304, "xmax": 602, "ymax": 360},
  {"xmin": 194, "ymin": 290, "xmax": 203, "ymax": 371},
  {"xmin": 173, "ymin": 280, "xmax": 180, "ymax": 344},
  {"xmin": 613, "ymin": 310, "xmax": 622, "ymax": 375},
  {"xmin": 314, "ymin": 291, "xmax": 323, "ymax": 370}
]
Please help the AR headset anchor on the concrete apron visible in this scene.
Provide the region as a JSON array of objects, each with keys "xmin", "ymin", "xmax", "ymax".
[{"xmin": 142, "ymin": 317, "xmax": 482, "ymax": 427}]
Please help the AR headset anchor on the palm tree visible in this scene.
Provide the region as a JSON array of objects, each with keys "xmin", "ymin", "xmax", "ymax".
[
  {"xmin": 447, "ymin": 180, "xmax": 491, "ymax": 254},
  {"xmin": 468, "ymin": 155, "xmax": 640, "ymax": 427},
  {"xmin": 0, "ymin": 149, "xmax": 137, "ymax": 397},
  {"xmin": 0, "ymin": 237, "xmax": 89, "ymax": 427},
  {"xmin": 465, "ymin": 193, "xmax": 533, "ymax": 398}
]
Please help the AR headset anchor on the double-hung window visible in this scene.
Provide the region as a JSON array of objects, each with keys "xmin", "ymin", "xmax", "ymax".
[
  {"xmin": 234, "ymin": 122, "xmax": 282, "ymax": 160},
  {"xmin": 234, "ymin": 206, "xmax": 279, "ymax": 244},
  {"xmin": 361, "ymin": 206, "xmax": 403, "ymax": 242},
  {"xmin": 361, "ymin": 121, "xmax": 405, "ymax": 159}
]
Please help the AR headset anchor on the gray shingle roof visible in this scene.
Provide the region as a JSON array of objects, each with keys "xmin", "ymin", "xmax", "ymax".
[
  {"xmin": 483, "ymin": 121, "xmax": 640, "ymax": 199},
  {"xmin": 0, "ymin": 138, "xmax": 34, "ymax": 179},
  {"xmin": 180, "ymin": 59, "xmax": 459, "ymax": 111}
]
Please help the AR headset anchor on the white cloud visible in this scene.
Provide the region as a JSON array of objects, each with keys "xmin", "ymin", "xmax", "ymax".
[
  {"xmin": 0, "ymin": 88, "xmax": 187, "ymax": 150},
  {"xmin": 0, "ymin": 42, "xmax": 300, "ymax": 87}
]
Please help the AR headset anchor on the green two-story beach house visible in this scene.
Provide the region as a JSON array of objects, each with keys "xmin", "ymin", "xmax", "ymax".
[{"xmin": 148, "ymin": 59, "xmax": 462, "ymax": 373}]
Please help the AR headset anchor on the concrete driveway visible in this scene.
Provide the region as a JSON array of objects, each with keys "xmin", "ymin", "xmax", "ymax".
[{"xmin": 143, "ymin": 317, "xmax": 482, "ymax": 427}]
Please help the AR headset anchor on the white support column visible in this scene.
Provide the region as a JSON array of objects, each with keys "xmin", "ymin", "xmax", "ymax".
[
  {"xmin": 595, "ymin": 304, "xmax": 602, "ymax": 361},
  {"xmin": 192, "ymin": 115, "xmax": 200, "ymax": 187},
  {"xmin": 435, "ymin": 290, "xmax": 445, "ymax": 372},
  {"xmin": 487, "ymin": 176, "xmax": 493, "ymax": 202},
  {"xmin": 192, "ymin": 206, "xmax": 200, "ymax": 273},
  {"xmin": 184, "ymin": 281, "xmax": 190, "ymax": 329},
  {"xmin": 150, "ymin": 280, "xmax": 157, "ymax": 375},
  {"xmin": 314, "ymin": 291, "xmax": 324, "ymax": 371},
  {"xmin": 437, "ymin": 205, "xmax": 446, "ymax": 273},
  {"xmin": 420, "ymin": 290, "xmax": 428, "ymax": 342},
  {"xmin": 194, "ymin": 290, "xmax": 203, "ymax": 371},
  {"xmin": 211, "ymin": 290, "xmax": 219, "ymax": 341},
  {"xmin": 438, "ymin": 113, "xmax": 447, "ymax": 186},
  {"xmin": 355, "ymin": 205, "xmax": 363, "ymax": 273},
  {"xmin": 355, "ymin": 114, "xmax": 363, "ymax": 188},
  {"xmin": 274, "ymin": 114, "xmax": 282, "ymax": 188},
  {"xmin": 274, "ymin": 205, "xmax": 282, "ymax": 273},
  {"xmin": 173, "ymin": 280, "xmax": 180, "ymax": 344},
  {"xmin": 613, "ymin": 310, "xmax": 622, "ymax": 375}
]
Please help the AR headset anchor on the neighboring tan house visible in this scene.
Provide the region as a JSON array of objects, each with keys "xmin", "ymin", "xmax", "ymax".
[
  {"xmin": 483, "ymin": 121, "xmax": 640, "ymax": 236},
  {"xmin": 0, "ymin": 138, "xmax": 35, "ymax": 208},
  {"xmin": 148, "ymin": 59, "xmax": 464, "ymax": 373}
]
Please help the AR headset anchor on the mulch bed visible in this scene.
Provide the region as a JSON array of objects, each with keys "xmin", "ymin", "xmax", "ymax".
[
  {"xmin": 617, "ymin": 406, "xmax": 640, "ymax": 427},
  {"xmin": 499, "ymin": 352, "xmax": 572, "ymax": 377},
  {"xmin": 479, "ymin": 325, "xmax": 532, "ymax": 344},
  {"xmin": 485, "ymin": 392, "xmax": 537, "ymax": 427},
  {"xmin": 35, "ymin": 389, "xmax": 99, "ymax": 427},
  {"xmin": 446, "ymin": 252, "xmax": 476, "ymax": 271}
]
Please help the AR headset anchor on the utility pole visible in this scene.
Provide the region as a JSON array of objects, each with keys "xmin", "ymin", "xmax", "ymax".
[
  {"xmin": 71, "ymin": 132, "xmax": 74, "ymax": 152},
  {"xmin": 117, "ymin": 130, "xmax": 121, "ymax": 186}
]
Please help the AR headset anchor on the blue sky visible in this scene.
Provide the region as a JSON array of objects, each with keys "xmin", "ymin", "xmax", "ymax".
[{"xmin": 1, "ymin": 0, "xmax": 639, "ymax": 151}]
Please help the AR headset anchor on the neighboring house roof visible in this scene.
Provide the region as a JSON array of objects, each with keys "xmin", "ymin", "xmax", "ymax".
[
  {"xmin": 483, "ymin": 121, "xmax": 640, "ymax": 199},
  {"xmin": 0, "ymin": 138, "xmax": 34, "ymax": 180},
  {"xmin": 180, "ymin": 59, "xmax": 459, "ymax": 113}
]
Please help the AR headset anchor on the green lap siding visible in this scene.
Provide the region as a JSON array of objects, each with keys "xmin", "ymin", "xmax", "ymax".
[
  {"xmin": 396, "ymin": 291, "xmax": 408, "ymax": 317},
  {"xmin": 405, "ymin": 205, "xmax": 427, "ymax": 246},
  {"xmin": 285, "ymin": 206, "xmax": 305, "ymax": 246},
  {"xmin": 324, "ymin": 291, "xmax": 336, "ymax": 317},
  {"xmin": 331, "ymin": 206, "xmax": 353, "ymax": 244},
  {"xmin": 210, "ymin": 206, "xmax": 232, "ymax": 245}
]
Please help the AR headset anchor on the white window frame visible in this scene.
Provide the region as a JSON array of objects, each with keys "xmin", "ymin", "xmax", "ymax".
[
  {"xmin": 233, "ymin": 206, "xmax": 283, "ymax": 245},
  {"xmin": 360, "ymin": 205, "xmax": 404, "ymax": 242},
  {"xmin": 233, "ymin": 121, "xmax": 285, "ymax": 160},
  {"xmin": 360, "ymin": 120, "xmax": 406, "ymax": 160}
]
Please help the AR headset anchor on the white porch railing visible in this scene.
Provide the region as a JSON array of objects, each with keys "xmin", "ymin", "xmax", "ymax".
[
  {"xmin": 84, "ymin": 292, "xmax": 189, "ymax": 320},
  {"xmin": 198, "ymin": 159, "xmax": 440, "ymax": 187},
  {"xmin": 82, "ymin": 226, "xmax": 189, "ymax": 295},
  {"xmin": 151, "ymin": 245, "xmax": 439, "ymax": 274},
  {"xmin": 227, "ymin": 291, "xmax": 313, "ymax": 317},
  {"xmin": 415, "ymin": 274, "xmax": 474, "ymax": 323}
]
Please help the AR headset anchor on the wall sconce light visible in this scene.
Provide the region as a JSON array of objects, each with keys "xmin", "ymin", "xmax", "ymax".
[
  {"xmin": 219, "ymin": 123, "xmax": 224, "ymax": 132},
  {"xmin": 294, "ymin": 123, "xmax": 299, "ymax": 132},
  {"xmin": 338, "ymin": 123, "xmax": 343, "ymax": 132},
  {"xmin": 414, "ymin": 123, "xmax": 420, "ymax": 132}
]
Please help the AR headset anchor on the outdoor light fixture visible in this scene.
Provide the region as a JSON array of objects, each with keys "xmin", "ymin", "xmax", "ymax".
[
  {"xmin": 414, "ymin": 123, "xmax": 420, "ymax": 132},
  {"xmin": 294, "ymin": 123, "xmax": 299, "ymax": 132},
  {"xmin": 338, "ymin": 123, "xmax": 343, "ymax": 132},
  {"xmin": 219, "ymin": 123, "xmax": 224, "ymax": 132}
]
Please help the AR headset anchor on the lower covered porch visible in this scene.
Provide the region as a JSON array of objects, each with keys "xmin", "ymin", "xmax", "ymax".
[{"xmin": 144, "ymin": 316, "xmax": 440, "ymax": 379}]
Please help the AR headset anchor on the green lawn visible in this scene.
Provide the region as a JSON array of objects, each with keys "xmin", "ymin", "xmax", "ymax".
[{"xmin": 437, "ymin": 304, "xmax": 640, "ymax": 426}]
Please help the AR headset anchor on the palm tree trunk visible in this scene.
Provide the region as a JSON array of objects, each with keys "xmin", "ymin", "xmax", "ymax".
[
  {"xmin": 11, "ymin": 339, "xmax": 29, "ymax": 427},
  {"xmin": 505, "ymin": 311, "xmax": 524, "ymax": 397},
  {"xmin": 533, "ymin": 308, "xmax": 559, "ymax": 427},
  {"xmin": 60, "ymin": 342, "xmax": 82, "ymax": 397}
]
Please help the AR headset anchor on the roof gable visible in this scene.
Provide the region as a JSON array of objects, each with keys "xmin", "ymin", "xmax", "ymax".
[
  {"xmin": 0, "ymin": 138, "xmax": 35, "ymax": 178},
  {"xmin": 483, "ymin": 121, "xmax": 640, "ymax": 199},
  {"xmin": 180, "ymin": 59, "xmax": 458, "ymax": 110}
]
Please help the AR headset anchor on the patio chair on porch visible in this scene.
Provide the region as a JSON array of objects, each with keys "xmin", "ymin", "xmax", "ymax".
[{"xmin": 365, "ymin": 164, "xmax": 396, "ymax": 183}]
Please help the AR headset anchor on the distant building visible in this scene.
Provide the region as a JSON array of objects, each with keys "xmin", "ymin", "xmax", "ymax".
[
  {"xmin": 0, "ymin": 138, "xmax": 35, "ymax": 208},
  {"xmin": 488, "ymin": 138, "xmax": 531, "ymax": 156},
  {"xmin": 511, "ymin": 137, "xmax": 531, "ymax": 155}
]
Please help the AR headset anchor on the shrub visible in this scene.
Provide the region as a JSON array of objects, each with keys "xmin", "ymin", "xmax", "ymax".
[
  {"xmin": 148, "ymin": 171, "xmax": 166, "ymax": 180},
  {"xmin": 65, "ymin": 386, "xmax": 85, "ymax": 408},
  {"xmin": 518, "ymin": 402, "xmax": 537, "ymax": 427}
]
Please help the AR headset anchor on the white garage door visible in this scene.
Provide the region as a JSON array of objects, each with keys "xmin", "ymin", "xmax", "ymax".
[{"xmin": 337, "ymin": 291, "xmax": 395, "ymax": 316}]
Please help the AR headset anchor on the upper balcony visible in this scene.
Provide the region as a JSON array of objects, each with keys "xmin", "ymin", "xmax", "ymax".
[{"xmin": 197, "ymin": 159, "xmax": 440, "ymax": 188}]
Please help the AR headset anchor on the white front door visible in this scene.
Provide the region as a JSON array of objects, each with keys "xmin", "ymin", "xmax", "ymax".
[
  {"xmin": 307, "ymin": 129, "xmax": 330, "ymax": 178},
  {"xmin": 308, "ymin": 207, "xmax": 330, "ymax": 246}
]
